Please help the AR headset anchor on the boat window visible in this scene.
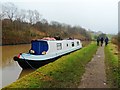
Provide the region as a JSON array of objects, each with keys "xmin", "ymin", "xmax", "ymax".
[
  {"xmin": 72, "ymin": 42, "xmax": 74, "ymax": 47},
  {"xmin": 77, "ymin": 41, "xmax": 79, "ymax": 46},
  {"xmin": 57, "ymin": 43, "xmax": 62, "ymax": 50}
]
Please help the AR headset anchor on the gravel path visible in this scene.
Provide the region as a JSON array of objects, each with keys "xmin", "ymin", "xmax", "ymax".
[{"xmin": 78, "ymin": 45, "xmax": 108, "ymax": 88}]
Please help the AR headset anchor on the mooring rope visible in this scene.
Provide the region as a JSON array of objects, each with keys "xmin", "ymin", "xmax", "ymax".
[{"xmin": 21, "ymin": 54, "xmax": 36, "ymax": 70}]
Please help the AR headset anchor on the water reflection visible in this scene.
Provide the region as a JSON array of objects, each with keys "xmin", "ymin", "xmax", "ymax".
[
  {"xmin": 2, "ymin": 62, "xmax": 22, "ymax": 88},
  {"xmin": 0, "ymin": 46, "xmax": 2, "ymax": 88},
  {"xmin": 2, "ymin": 44, "xmax": 30, "ymax": 68},
  {"xmin": 1, "ymin": 44, "xmax": 58, "ymax": 88},
  {"xmin": 1, "ymin": 44, "xmax": 32, "ymax": 88},
  {"xmin": 0, "ymin": 69, "xmax": 2, "ymax": 89}
]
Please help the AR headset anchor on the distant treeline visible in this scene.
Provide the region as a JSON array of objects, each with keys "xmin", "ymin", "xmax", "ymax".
[{"xmin": 1, "ymin": 2, "xmax": 91, "ymax": 45}]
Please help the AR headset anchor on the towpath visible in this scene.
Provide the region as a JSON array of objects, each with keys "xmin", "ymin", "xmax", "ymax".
[{"xmin": 78, "ymin": 45, "xmax": 108, "ymax": 88}]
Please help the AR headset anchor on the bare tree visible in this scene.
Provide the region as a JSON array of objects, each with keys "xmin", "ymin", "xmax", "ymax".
[
  {"xmin": 33, "ymin": 10, "xmax": 41, "ymax": 24},
  {"xmin": 27, "ymin": 10, "xmax": 41, "ymax": 24},
  {"xmin": 27, "ymin": 10, "xmax": 34, "ymax": 24},
  {"xmin": 41, "ymin": 18, "xmax": 48, "ymax": 24},
  {"xmin": 1, "ymin": 3, "xmax": 6, "ymax": 20},
  {"xmin": 2, "ymin": 2, "xmax": 17, "ymax": 21},
  {"xmin": 15, "ymin": 9, "xmax": 27, "ymax": 22},
  {"xmin": 0, "ymin": 13, "xmax": 5, "ymax": 20},
  {"xmin": 0, "ymin": 3, "xmax": 5, "ymax": 20},
  {"xmin": 50, "ymin": 21, "xmax": 60, "ymax": 27}
]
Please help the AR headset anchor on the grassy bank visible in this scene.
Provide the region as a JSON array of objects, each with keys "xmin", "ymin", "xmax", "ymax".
[
  {"xmin": 3, "ymin": 42, "xmax": 98, "ymax": 88},
  {"xmin": 105, "ymin": 43, "xmax": 119, "ymax": 88}
]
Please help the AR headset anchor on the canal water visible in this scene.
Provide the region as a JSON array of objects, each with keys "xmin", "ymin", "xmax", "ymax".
[{"xmin": 0, "ymin": 44, "xmax": 36, "ymax": 88}]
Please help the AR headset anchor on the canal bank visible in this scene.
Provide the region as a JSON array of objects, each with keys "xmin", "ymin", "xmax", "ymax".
[{"xmin": 2, "ymin": 42, "xmax": 98, "ymax": 88}]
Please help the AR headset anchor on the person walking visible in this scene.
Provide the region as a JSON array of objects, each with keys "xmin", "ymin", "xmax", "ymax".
[
  {"xmin": 97, "ymin": 36, "xmax": 100, "ymax": 46},
  {"xmin": 105, "ymin": 36, "xmax": 109, "ymax": 46},
  {"xmin": 100, "ymin": 37, "xmax": 104, "ymax": 46}
]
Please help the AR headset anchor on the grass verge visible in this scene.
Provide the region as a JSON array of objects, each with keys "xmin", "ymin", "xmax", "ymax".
[
  {"xmin": 3, "ymin": 42, "xmax": 98, "ymax": 88},
  {"xmin": 105, "ymin": 43, "xmax": 119, "ymax": 88}
]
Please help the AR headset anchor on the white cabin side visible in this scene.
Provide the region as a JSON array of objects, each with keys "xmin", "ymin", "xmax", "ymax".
[{"xmin": 46, "ymin": 39, "xmax": 82, "ymax": 55}]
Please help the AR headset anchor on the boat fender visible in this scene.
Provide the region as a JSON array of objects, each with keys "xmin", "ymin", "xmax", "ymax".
[
  {"xmin": 29, "ymin": 50, "xmax": 35, "ymax": 54},
  {"xmin": 13, "ymin": 56, "xmax": 19, "ymax": 61},
  {"xmin": 18, "ymin": 53, "xmax": 21, "ymax": 58},
  {"xmin": 42, "ymin": 51, "xmax": 46, "ymax": 55}
]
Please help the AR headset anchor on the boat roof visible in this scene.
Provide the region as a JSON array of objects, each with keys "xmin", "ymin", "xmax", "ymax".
[
  {"xmin": 31, "ymin": 37, "xmax": 79, "ymax": 42},
  {"xmin": 31, "ymin": 39, "xmax": 79, "ymax": 42}
]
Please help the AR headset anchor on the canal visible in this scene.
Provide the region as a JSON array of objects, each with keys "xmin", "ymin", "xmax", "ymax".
[{"xmin": 1, "ymin": 44, "xmax": 36, "ymax": 88}]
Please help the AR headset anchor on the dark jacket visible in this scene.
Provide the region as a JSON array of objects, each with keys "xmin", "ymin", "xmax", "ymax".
[
  {"xmin": 100, "ymin": 37, "xmax": 104, "ymax": 43},
  {"xmin": 105, "ymin": 37, "xmax": 109, "ymax": 42}
]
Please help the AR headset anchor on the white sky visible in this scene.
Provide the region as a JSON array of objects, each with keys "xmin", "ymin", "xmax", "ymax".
[{"xmin": 1, "ymin": 0, "xmax": 119, "ymax": 34}]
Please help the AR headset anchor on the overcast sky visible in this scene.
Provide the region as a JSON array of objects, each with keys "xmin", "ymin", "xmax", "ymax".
[{"xmin": 1, "ymin": 0, "xmax": 119, "ymax": 34}]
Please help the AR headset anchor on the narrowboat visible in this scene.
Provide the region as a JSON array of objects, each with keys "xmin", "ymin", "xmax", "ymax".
[{"xmin": 14, "ymin": 37, "xmax": 82, "ymax": 69}]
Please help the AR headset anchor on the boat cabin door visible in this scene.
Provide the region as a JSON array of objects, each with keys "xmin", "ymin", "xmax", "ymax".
[{"xmin": 31, "ymin": 40, "xmax": 48, "ymax": 55}]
